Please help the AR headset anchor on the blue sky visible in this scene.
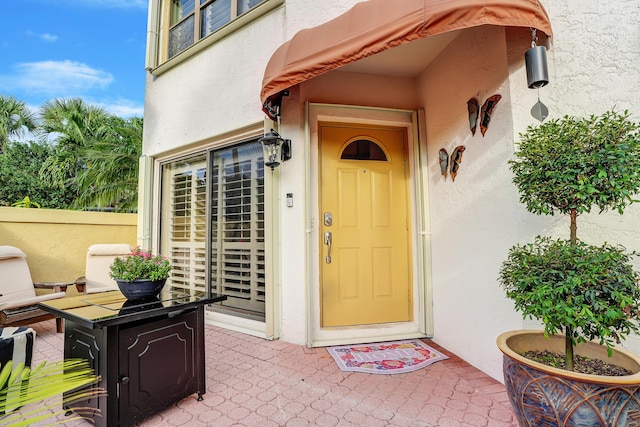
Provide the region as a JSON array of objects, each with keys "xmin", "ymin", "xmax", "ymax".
[{"xmin": 0, "ymin": 0, "xmax": 148, "ymax": 118}]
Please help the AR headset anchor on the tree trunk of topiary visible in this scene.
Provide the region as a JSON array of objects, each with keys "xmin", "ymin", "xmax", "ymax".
[
  {"xmin": 569, "ymin": 208, "xmax": 577, "ymax": 245},
  {"xmin": 565, "ymin": 208, "xmax": 578, "ymax": 371},
  {"xmin": 565, "ymin": 326, "xmax": 575, "ymax": 371}
]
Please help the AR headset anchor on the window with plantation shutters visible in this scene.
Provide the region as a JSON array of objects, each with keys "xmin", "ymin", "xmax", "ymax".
[
  {"xmin": 210, "ymin": 142, "xmax": 265, "ymax": 315},
  {"xmin": 160, "ymin": 140, "xmax": 265, "ymax": 319},
  {"xmin": 161, "ymin": 154, "xmax": 208, "ymax": 294}
]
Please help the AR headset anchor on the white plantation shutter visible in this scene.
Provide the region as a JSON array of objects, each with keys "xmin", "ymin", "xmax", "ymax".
[
  {"xmin": 211, "ymin": 143, "xmax": 265, "ymax": 314},
  {"xmin": 160, "ymin": 140, "xmax": 265, "ymax": 318},
  {"xmin": 161, "ymin": 154, "xmax": 207, "ymax": 294}
]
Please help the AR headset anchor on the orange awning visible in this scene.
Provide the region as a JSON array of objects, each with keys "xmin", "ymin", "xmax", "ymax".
[{"xmin": 261, "ymin": 0, "xmax": 552, "ymax": 118}]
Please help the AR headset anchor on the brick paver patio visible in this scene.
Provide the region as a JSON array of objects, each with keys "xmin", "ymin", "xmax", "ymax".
[{"xmin": 20, "ymin": 319, "xmax": 517, "ymax": 426}]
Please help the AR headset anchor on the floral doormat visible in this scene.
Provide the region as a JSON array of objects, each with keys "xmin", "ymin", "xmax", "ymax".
[{"xmin": 327, "ymin": 339, "xmax": 449, "ymax": 374}]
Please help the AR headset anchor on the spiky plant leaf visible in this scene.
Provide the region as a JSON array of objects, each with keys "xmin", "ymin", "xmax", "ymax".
[{"xmin": 0, "ymin": 359, "xmax": 103, "ymax": 426}]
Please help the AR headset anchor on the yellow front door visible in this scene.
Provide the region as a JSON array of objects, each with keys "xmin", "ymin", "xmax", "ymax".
[{"xmin": 320, "ymin": 123, "xmax": 412, "ymax": 327}]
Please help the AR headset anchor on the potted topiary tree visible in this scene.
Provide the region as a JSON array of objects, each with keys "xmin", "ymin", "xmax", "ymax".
[{"xmin": 496, "ymin": 110, "xmax": 640, "ymax": 426}]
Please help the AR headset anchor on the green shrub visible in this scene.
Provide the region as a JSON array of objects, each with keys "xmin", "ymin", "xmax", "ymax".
[{"xmin": 500, "ymin": 110, "xmax": 640, "ymax": 371}]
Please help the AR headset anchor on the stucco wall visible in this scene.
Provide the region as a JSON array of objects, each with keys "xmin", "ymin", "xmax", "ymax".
[
  {"xmin": 422, "ymin": 1, "xmax": 640, "ymax": 381},
  {"xmin": 418, "ymin": 25, "xmax": 528, "ymax": 381},
  {"xmin": 0, "ymin": 208, "xmax": 137, "ymax": 291}
]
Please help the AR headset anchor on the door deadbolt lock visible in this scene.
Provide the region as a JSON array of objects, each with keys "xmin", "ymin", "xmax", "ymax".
[{"xmin": 324, "ymin": 212, "xmax": 333, "ymax": 226}]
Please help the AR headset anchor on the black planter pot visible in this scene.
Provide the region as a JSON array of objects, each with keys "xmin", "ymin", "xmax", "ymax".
[{"xmin": 115, "ymin": 278, "xmax": 167, "ymax": 301}]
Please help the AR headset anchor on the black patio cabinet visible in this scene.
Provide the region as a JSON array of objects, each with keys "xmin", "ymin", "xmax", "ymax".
[{"xmin": 39, "ymin": 291, "xmax": 226, "ymax": 426}]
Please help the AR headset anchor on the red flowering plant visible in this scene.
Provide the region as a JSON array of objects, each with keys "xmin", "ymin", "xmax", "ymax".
[{"xmin": 109, "ymin": 247, "xmax": 171, "ymax": 282}]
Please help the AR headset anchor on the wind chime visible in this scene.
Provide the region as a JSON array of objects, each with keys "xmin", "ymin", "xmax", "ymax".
[{"xmin": 525, "ymin": 28, "xmax": 550, "ymax": 122}]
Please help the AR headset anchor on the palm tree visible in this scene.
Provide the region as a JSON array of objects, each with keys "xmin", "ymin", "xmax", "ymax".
[
  {"xmin": 39, "ymin": 98, "xmax": 112, "ymax": 190},
  {"xmin": 39, "ymin": 98, "xmax": 142, "ymax": 211},
  {"xmin": 74, "ymin": 116, "xmax": 142, "ymax": 212},
  {"xmin": 0, "ymin": 96, "xmax": 37, "ymax": 153}
]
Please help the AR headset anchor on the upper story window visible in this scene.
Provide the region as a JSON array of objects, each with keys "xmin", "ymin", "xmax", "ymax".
[
  {"xmin": 168, "ymin": 0, "xmax": 266, "ymax": 59},
  {"xmin": 146, "ymin": 0, "xmax": 282, "ymax": 72}
]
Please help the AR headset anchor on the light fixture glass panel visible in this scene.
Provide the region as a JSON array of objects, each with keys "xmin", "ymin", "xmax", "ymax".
[{"xmin": 262, "ymin": 142, "xmax": 281, "ymax": 168}]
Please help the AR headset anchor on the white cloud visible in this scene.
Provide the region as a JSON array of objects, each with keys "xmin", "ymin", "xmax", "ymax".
[
  {"xmin": 40, "ymin": 33, "xmax": 58, "ymax": 42},
  {"xmin": 26, "ymin": 30, "xmax": 59, "ymax": 42},
  {"xmin": 94, "ymin": 99, "xmax": 144, "ymax": 118},
  {"xmin": 0, "ymin": 60, "xmax": 113, "ymax": 97},
  {"xmin": 0, "ymin": 64, "xmax": 142, "ymax": 118}
]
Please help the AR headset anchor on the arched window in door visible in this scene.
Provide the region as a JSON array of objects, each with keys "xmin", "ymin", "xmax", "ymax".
[{"xmin": 341, "ymin": 139, "xmax": 387, "ymax": 161}]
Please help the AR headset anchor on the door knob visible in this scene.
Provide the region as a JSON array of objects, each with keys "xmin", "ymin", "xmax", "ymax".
[{"xmin": 324, "ymin": 231, "xmax": 332, "ymax": 264}]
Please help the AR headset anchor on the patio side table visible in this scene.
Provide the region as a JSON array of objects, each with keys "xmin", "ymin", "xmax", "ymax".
[{"xmin": 39, "ymin": 290, "xmax": 226, "ymax": 427}]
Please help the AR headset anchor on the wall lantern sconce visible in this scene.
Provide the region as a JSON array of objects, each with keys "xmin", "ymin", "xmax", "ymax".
[
  {"xmin": 525, "ymin": 28, "xmax": 549, "ymax": 89},
  {"xmin": 258, "ymin": 129, "xmax": 292, "ymax": 170}
]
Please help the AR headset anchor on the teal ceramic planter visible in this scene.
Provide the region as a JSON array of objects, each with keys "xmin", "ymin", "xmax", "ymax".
[{"xmin": 497, "ymin": 330, "xmax": 640, "ymax": 426}]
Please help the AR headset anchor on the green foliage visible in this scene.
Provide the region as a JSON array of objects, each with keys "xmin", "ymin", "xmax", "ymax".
[
  {"xmin": 38, "ymin": 98, "xmax": 142, "ymax": 211},
  {"xmin": 0, "ymin": 96, "xmax": 36, "ymax": 153},
  {"xmin": 499, "ymin": 237, "xmax": 640, "ymax": 353},
  {"xmin": 501, "ymin": 110, "xmax": 640, "ymax": 371},
  {"xmin": 0, "ymin": 96, "xmax": 143, "ymax": 211},
  {"xmin": 510, "ymin": 110, "xmax": 640, "ymax": 216},
  {"xmin": 11, "ymin": 196, "xmax": 40, "ymax": 208},
  {"xmin": 0, "ymin": 140, "xmax": 75, "ymax": 209},
  {"xmin": 72, "ymin": 115, "xmax": 142, "ymax": 212},
  {"xmin": 39, "ymin": 98, "xmax": 113, "ymax": 193},
  {"xmin": 109, "ymin": 247, "xmax": 171, "ymax": 282},
  {"xmin": 0, "ymin": 358, "xmax": 103, "ymax": 426}
]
